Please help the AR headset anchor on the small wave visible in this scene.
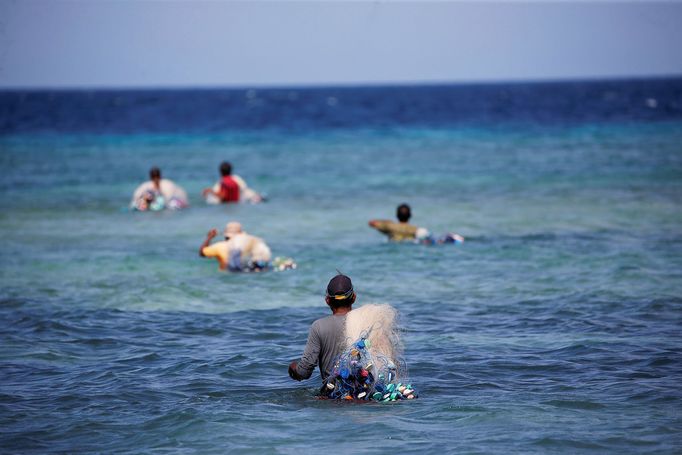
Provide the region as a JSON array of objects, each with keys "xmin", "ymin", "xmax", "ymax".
[{"xmin": 542, "ymin": 399, "xmax": 606, "ymax": 410}]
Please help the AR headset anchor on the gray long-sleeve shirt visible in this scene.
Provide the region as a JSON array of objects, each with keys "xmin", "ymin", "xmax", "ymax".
[{"xmin": 294, "ymin": 314, "xmax": 347, "ymax": 381}]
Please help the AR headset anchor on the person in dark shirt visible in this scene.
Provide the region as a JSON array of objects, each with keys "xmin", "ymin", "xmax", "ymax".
[{"xmin": 288, "ymin": 274, "xmax": 355, "ymax": 384}]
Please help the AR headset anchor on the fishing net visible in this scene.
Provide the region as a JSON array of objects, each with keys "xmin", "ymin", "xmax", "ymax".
[
  {"xmin": 272, "ymin": 257, "xmax": 297, "ymax": 271},
  {"xmin": 323, "ymin": 304, "xmax": 418, "ymax": 402}
]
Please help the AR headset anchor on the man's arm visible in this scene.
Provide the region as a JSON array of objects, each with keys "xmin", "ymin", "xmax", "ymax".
[
  {"xmin": 199, "ymin": 229, "xmax": 217, "ymax": 257},
  {"xmin": 202, "ymin": 182, "xmax": 222, "ymax": 199},
  {"xmin": 200, "ymin": 232, "xmax": 230, "ymax": 270},
  {"xmin": 368, "ymin": 219, "xmax": 391, "ymax": 234},
  {"xmin": 288, "ymin": 324, "xmax": 320, "ymax": 381}
]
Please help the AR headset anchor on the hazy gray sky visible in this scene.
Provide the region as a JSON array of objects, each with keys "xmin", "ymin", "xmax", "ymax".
[{"xmin": 1, "ymin": 0, "xmax": 681, "ymax": 88}]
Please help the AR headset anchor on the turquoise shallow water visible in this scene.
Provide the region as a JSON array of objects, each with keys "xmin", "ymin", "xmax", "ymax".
[{"xmin": 2, "ymin": 84, "xmax": 682, "ymax": 453}]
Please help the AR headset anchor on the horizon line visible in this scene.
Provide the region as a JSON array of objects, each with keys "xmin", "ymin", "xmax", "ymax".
[{"xmin": 2, "ymin": 74, "xmax": 681, "ymax": 93}]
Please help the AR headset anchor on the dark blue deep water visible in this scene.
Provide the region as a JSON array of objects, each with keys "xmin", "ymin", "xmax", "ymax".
[{"xmin": 1, "ymin": 79, "xmax": 681, "ymax": 453}]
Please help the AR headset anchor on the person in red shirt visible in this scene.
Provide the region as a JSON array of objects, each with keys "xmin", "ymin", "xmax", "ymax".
[{"xmin": 202, "ymin": 161, "xmax": 263, "ymax": 204}]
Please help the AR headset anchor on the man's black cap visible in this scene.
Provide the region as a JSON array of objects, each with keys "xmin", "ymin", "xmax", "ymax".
[{"xmin": 326, "ymin": 274, "xmax": 354, "ymax": 300}]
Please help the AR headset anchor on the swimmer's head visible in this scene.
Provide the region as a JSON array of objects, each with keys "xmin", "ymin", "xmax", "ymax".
[
  {"xmin": 397, "ymin": 203, "xmax": 411, "ymax": 222},
  {"xmin": 223, "ymin": 221, "xmax": 242, "ymax": 239},
  {"xmin": 220, "ymin": 161, "xmax": 233, "ymax": 176},
  {"xmin": 149, "ymin": 167, "xmax": 161, "ymax": 182},
  {"xmin": 325, "ymin": 274, "xmax": 356, "ymax": 308}
]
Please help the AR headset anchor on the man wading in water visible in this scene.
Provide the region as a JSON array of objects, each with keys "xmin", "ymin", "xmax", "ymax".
[{"xmin": 288, "ymin": 274, "xmax": 355, "ymax": 394}]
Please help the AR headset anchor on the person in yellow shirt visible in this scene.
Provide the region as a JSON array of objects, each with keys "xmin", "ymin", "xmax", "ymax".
[
  {"xmin": 369, "ymin": 203, "xmax": 465, "ymax": 244},
  {"xmin": 199, "ymin": 221, "xmax": 272, "ymax": 271},
  {"xmin": 368, "ymin": 203, "xmax": 420, "ymax": 242}
]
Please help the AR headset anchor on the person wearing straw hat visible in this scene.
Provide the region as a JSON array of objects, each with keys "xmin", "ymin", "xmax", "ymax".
[{"xmin": 198, "ymin": 221, "xmax": 271, "ymax": 271}]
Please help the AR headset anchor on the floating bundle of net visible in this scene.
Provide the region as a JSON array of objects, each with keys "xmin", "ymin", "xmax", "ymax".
[
  {"xmin": 133, "ymin": 191, "xmax": 186, "ymax": 211},
  {"xmin": 272, "ymin": 256, "xmax": 297, "ymax": 271},
  {"xmin": 323, "ymin": 303, "xmax": 418, "ymax": 402}
]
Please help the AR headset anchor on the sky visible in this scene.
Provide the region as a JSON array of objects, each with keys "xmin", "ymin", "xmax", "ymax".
[{"xmin": 1, "ymin": 0, "xmax": 681, "ymax": 89}]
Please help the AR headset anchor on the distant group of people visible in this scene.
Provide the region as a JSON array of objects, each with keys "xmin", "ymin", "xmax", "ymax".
[
  {"xmin": 131, "ymin": 164, "xmax": 463, "ymax": 274},
  {"xmin": 131, "ymin": 163, "xmax": 276, "ymax": 271},
  {"xmin": 131, "ymin": 161, "xmax": 464, "ymax": 398},
  {"xmin": 130, "ymin": 161, "xmax": 263, "ymax": 211}
]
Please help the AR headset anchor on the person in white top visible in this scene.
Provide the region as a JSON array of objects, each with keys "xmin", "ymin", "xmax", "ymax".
[{"xmin": 130, "ymin": 167, "xmax": 189, "ymax": 211}]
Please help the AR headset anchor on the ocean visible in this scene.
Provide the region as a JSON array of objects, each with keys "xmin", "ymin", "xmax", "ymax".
[{"xmin": 1, "ymin": 79, "xmax": 681, "ymax": 453}]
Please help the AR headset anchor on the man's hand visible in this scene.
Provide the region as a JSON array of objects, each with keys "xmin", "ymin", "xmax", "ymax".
[
  {"xmin": 288, "ymin": 361, "xmax": 303, "ymax": 381},
  {"xmin": 200, "ymin": 229, "xmax": 218, "ymax": 257}
]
